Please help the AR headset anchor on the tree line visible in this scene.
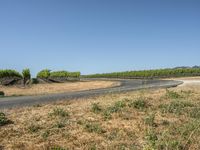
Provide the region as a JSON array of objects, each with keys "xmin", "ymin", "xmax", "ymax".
[{"xmin": 84, "ymin": 68, "xmax": 200, "ymax": 79}]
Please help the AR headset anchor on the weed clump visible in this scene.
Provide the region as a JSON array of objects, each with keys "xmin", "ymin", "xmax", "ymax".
[
  {"xmin": 0, "ymin": 91, "xmax": 4, "ymax": 97},
  {"xmin": 50, "ymin": 108, "xmax": 69, "ymax": 118},
  {"xmin": 159, "ymin": 101, "xmax": 193, "ymax": 115},
  {"xmin": 166, "ymin": 89, "xmax": 182, "ymax": 99},
  {"xmin": 84, "ymin": 122, "xmax": 106, "ymax": 134},
  {"xmin": 128, "ymin": 98, "xmax": 148, "ymax": 110},
  {"xmin": 0, "ymin": 112, "xmax": 9, "ymax": 126},
  {"xmin": 91, "ymin": 103, "xmax": 102, "ymax": 114}
]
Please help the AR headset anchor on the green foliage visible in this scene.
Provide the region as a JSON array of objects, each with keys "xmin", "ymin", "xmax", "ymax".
[
  {"xmin": 68, "ymin": 72, "xmax": 81, "ymax": 78},
  {"xmin": 0, "ymin": 112, "xmax": 9, "ymax": 126},
  {"xmin": 54, "ymin": 119, "xmax": 66, "ymax": 128},
  {"xmin": 37, "ymin": 69, "xmax": 51, "ymax": 79},
  {"xmin": 22, "ymin": 68, "xmax": 31, "ymax": 80},
  {"xmin": 28, "ymin": 123, "xmax": 41, "ymax": 133},
  {"xmin": 50, "ymin": 71, "xmax": 69, "ymax": 78},
  {"xmin": 144, "ymin": 113, "xmax": 156, "ymax": 127},
  {"xmin": 0, "ymin": 91, "xmax": 4, "ymax": 97},
  {"xmin": 85, "ymin": 68, "xmax": 200, "ymax": 79},
  {"xmin": 91, "ymin": 103, "xmax": 102, "ymax": 114},
  {"xmin": 31, "ymin": 78, "xmax": 39, "ymax": 84},
  {"xmin": 166, "ymin": 89, "xmax": 182, "ymax": 99},
  {"xmin": 128, "ymin": 99, "xmax": 148, "ymax": 110},
  {"xmin": 107, "ymin": 100, "xmax": 126, "ymax": 113},
  {"xmin": 159, "ymin": 101, "xmax": 194, "ymax": 115},
  {"xmin": 51, "ymin": 147, "xmax": 66, "ymax": 150},
  {"xmin": 84, "ymin": 122, "xmax": 105, "ymax": 134},
  {"xmin": 50, "ymin": 108, "xmax": 69, "ymax": 118},
  {"xmin": 189, "ymin": 107, "xmax": 200, "ymax": 119},
  {"xmin": 0, "ymin": 69, "xmax": 22, "ymax": 78}
]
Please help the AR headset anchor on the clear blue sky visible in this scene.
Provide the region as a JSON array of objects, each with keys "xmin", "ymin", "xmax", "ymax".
[{"xmin": 0, "ymin": 0, "xmax": 199, "ymax": 76}]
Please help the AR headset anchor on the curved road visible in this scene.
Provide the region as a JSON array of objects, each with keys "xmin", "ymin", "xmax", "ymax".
[{"xmin": 0, "ymin": 79, "xmax": 183, "ymax": 109}]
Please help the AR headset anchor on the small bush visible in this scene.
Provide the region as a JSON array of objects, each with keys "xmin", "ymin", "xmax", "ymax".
[
  {"xmin": 91, "ymin": 103, "xmax": 102, "ymax": 114},
  {"xmin": 189, "ymin": 107, "xmax": 200, "ymax": 119},
  {"xmin": 54, "ymin": 120, "xmax": 66, "ymax": 128},
  {"xmin": 129, "ymin": 99, "xmax": 147, "ymax": 110},
  {"xmin": 51, "ymin": 146, "xmax": 66, "ymax": 150},
  {"xmin": 22, "ymin": 68, "xmax": 31, "ymax": 80},
  {"xmin": 31, "ymin": 78, "xmax": 39, "ymax": 84},
  {"xmin": 0, "ymin": 112, "xmax": 9, "ymax": 126},
  {"xmin": 0, "ymin": 69, "xmax": 22, "ymax": 78},
  {"xmin": 0, "ymin": 91, "xmax": 5, "ymax": 97},
  {"xmin": 37, "ymin": 69, "xmax": 51, "ymax": 79},
  {"xmin": 84, "ymin": 122, "xmax": 105, "ymax": 134},
  {"xmin": 145, "ymin": 129, "xmax": 158, "ymax": 148},
  {"xmin": 159, "ymin": 101, "xmax": 194, "ymax": 115},
  {"xmin": 107, "ymin": 100, "xmax": 126, "ymax": 113},
  {"xmin": 50, "ymin": 71, "xmax": 68, "ymax": 78},
  {"xmin": 166, "ymin": 89, "xmax": 182, "ymax": 99},
  {"xmin": 28, "ymin": 123, "xmax": 41, "ymax": 133},
  {"xmin": 50, "ymin": 108, "xmax": 69, "ymax": 118},
  {"xmin": 144, "ymin": 113, "xmax": 156, "ymax": 127}
]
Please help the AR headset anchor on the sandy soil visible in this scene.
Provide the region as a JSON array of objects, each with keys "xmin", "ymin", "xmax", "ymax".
[{"xmin": 0, "ymin": 81, "xmax": 119, "ymax": 96}]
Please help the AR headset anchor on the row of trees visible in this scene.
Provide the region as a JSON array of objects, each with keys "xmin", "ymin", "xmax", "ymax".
[
  {"xmin": 37, "ymin": 69, "xmax": 81, "ymax": 79},
  {"xmin": 85, "ymin": 68, "xmax": 200, "ymax": 79},
  {"xmin": 0, "ymin": 69, "xmax": 81, "ymax": 85}
]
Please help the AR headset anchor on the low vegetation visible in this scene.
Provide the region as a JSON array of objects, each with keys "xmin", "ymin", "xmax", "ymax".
[
  {"xmin": 0, "ymin": 112, "xmax": 10, "ymax": 126},
  {"xmin": 0, "ymin": 69, "xmax": 81, "ymax": 86},
  {"xmin": 1, "ymin": 85, "xmax": 200, "ymax": 149},
  {"xmin": 85, "ymin": 67, "xmax": 200, "ymax": 79}
]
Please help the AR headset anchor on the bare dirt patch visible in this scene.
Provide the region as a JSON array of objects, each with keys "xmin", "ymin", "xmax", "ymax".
[{"xmin": 0, "ymin": 81, "xmax": 119, "ymax": 96}]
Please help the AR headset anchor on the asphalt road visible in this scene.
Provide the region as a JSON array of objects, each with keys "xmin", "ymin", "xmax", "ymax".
[{"xmin": 0, "ymin": 79, "xmax": 183, "ymax": 109}]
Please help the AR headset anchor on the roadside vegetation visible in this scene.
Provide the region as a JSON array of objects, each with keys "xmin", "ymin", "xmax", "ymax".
[
  {"xmin": 1, "ymin": 84, "xmax": 200, "ymax": 149},
  {"xmin": 0, "ymin": 69, "xmax": 81, "ymax": 86},
  {"xmin": 85, "ymin": 67, "xmax": 200, "ymax": 79}
]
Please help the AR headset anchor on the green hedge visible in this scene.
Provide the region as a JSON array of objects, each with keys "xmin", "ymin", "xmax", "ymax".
[
  {"xmin": 37, "ymin": 69, "xmax": 51, "ymax": 79},
  {"xmin": 0, "ymin": 70, "xmax": 22, "ymax": 78},
  {"xmin": 68, "ymin": 72, "xmax": 81, "ymax": 78},
  {"xmin": 85, "ymin": 68, "xmax": 200, "ymax": 79},
  {"xmin": 50, "ymin": 71, "xmax": 69, "ymax": 78}
]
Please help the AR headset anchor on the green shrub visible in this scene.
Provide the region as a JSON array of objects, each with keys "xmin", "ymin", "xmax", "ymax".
[
  {"xmin": 166, "ymin": 89, "xmax": 182, "ymax": 99},
  {"xmin": 0, "ymin": 69, "xmax": 22, "ymax": 78},
  {"xmin": 28, "ymin": 123, "xmax": 41, "ymax": 133},
  {"xmin": 37, "ymin": 69, "xmax": 51, "ymax": 79},
  {"xmin": 50, "ymin": 108, "xmax": 69, "ymax": 118},
  {"xmin": 91, "ymin": 103, "xmax": 102, "ymax": 114},
  {"xmin": 0, "ymin": 112, "xmax": 9, "ymax": 126},
  {"xmin": 159, "ymin": 101, "xmax": 194, "ymax": 115},
  {"xmin": 144, "ymin": 113, "xmax": 156, "ymax": 127},
  {"xmin": 84, "ymin": 68, "xmax": 200, "ymax": 79},
  {"xmin": 22, "ymin": 68, "xmax": 31, "ymax": 80},
  {"xmin": 84, "ymin": 122, "xmax": 105, "ymax": 134},
  {"xmin": 68, "ymin": 72, "xmax": 81, "ymax": 78},
  {"xmin": 50, "ymin": 71, "xmax": 69, "ymax": 78},
  {"xmin": 107, "ymin": 100, "xmax": 126, "ymax": 113},
  {"xmin": 0, "ymin": 91, "xmax": 4, "ymax": 97},
  {"xmin": 129, "ymin": 99, "xmax": 147, "ymax": 110},
  {"xmin": 31, "ymin": 78, "xmax": 39, "ymax": 84}
]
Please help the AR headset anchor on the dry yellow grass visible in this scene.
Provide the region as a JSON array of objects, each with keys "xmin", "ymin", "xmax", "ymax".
[
  {"xmin": 1, "ymin": 79, "xmax": 200, "ymax": 149},
  {"xmin": 0, "ymin": 81, "xmax": 119, "ymax": 96}
]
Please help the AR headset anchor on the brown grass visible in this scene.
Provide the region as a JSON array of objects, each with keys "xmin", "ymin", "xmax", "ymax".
[
  {"xmin": 0, "ymin": 81, "xmax": 119, "ymax": 96},
  {"xmin": 1, "ymin": 79, "xmax": 200, "ymax": 149}
]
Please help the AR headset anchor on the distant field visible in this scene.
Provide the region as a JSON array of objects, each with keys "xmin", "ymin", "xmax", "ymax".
[
  {"xmin": 1, "ymin": 78, "xmax": 200, "ymax": 149},
  {"xmin": 84, "ymin": 68, "xmax": 200, "ymax": 79},
  {"xmin": 0, "ymin": 81, "xmax": 119, "ymax": 96}
]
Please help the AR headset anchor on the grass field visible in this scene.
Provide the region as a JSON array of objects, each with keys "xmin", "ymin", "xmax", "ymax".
[
  {"xmin": 0, "ymin": 78, "xmax": 200, "ymax": 150},
  {"xmin": 0, "ymin": 81, "xmax": 119, "ymax": 96}
]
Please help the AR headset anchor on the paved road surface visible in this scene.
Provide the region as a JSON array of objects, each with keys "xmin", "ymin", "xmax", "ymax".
[{"xmin": 0, "ymin": 79, "xmax": 183, "ymax": 109}]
